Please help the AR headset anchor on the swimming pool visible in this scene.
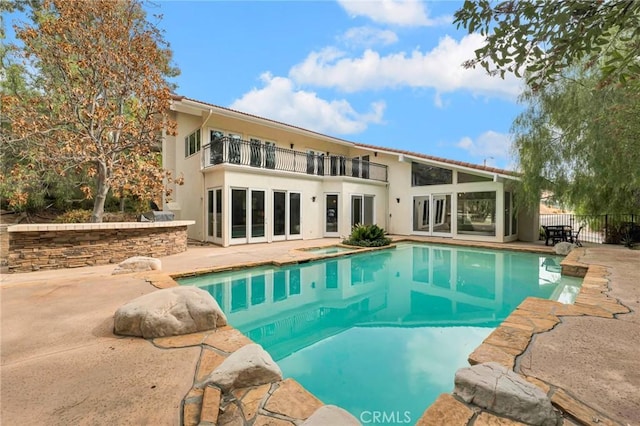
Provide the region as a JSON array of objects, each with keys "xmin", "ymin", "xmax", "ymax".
[{"xmin": 178, "ymin": 243, "xmax": 581, "ymax": 425}]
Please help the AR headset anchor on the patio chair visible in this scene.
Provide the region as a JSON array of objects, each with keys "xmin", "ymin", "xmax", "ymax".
[{"xmin": 570, "ymin": 226, "xmax": 583, "ymax": 247}]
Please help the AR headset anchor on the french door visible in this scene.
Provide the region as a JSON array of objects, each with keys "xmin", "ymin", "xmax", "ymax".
[
  {"xmin": 272, "ymin": 190, "xmax": 301, "ymax": 241},
  {"xmin": 412, "ymin": 194, "xmax": 452, "ymax": 236},
  {"xmin": 207, "ymin": 188, "xmax": 223, "ymax": 244},
  {"xmin": 230, "ymin": 188, "xmax": 267, "ymax": 244}
]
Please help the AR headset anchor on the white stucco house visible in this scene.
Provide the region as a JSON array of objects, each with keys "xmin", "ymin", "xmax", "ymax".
[{"xmin": 163, "ymin": 95, "xmax": 538, "ymax": 246}]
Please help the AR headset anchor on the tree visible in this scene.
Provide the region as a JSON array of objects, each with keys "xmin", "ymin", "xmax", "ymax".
[
  {"xmin": 512, "ymin": 68, "xmax": 640, "ymax": 214},
  {"xmin": 453, "ymin": 0, "xmax": 640, "ymax": 89},
  {"xmin": 1, "ymin": 0, "xmax": 179, "ymax": 222}
]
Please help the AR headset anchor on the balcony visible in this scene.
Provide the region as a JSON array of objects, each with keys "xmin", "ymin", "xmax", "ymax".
[{"xmin": 202, "ymin": 136, "xmax": 388, "ymax": 182}]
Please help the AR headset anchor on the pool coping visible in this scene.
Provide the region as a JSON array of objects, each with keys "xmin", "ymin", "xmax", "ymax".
[{"xmin": 416, "ymin": 247, "xmax": 631, "ymax": 426}]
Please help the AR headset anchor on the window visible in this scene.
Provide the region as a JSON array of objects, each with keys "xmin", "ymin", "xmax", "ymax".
[
  {"xmin": 184, "ymin": 129, "xmax": 201, "ymax": 157},
  {"xmin": 457, "ymin": 191, "xmax": 496, "ymax": 236},
  {"xmin": 351, "ymin": 195, "xmax": 374, "ymax": 227},
  {"xmin": 458, "ymin": 172, "xmax": 492, "ymax": 183},
  {"xmin": 411, "ymin": 162, "xmax": 452, "ymax": 186}
]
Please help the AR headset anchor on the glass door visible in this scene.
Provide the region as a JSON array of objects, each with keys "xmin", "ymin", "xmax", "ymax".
[
  {"xmin": 289, "ymin": 192, "xmax": 301, "ymax": 239},
  {"xmin": 249, "ymin": 190, "xmax": 266, "ymax": 243},
  {"xmin": 325, "ymin": 194, "xmax": 339, "ymax": 236},
  {"xmin": 273, "ymin": 190, "xmax": 301, "ymax": 241},
  {"xmin": 273, "ymin": 191, "xmax": 286, "ymax": 241},
  {"xmin": 231, "ymin": 189, "xmax": 247, "ymax": 243},
  {"xmin": 207, "ymin": 188, "xmax": 223, "ymax": 244},
  {"xmin": 412, "ymin": 194, "xmax": 452, "ymax": 236},
  {"xmin": 432, "ymin": 194, "xmax": 452, "ymax": 236}
]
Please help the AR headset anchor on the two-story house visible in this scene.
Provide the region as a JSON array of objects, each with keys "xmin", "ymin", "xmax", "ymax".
[{"xmin": 163, "ymin": 95, "xmax": 538, "ymax": 246}]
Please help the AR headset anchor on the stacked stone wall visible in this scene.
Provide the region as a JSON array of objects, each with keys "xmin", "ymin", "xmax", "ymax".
[
  {"xmin": 6, "ymin": 225, "xmax": 188, "ymax": 273},
  {"xmin": 1, "ymin": 224, "xmax": 9, "ymax": 273}
]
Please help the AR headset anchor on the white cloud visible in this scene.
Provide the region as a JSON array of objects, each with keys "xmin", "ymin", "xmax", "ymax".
[
  {"xmin": 337, "ymin": 0, "xmax": 451, "ymax": 27},
  {"xmin": 289, "ymin": 34, "xmax": 522, "ymax": 100},
  {"xmin": 229, "ymin": 73, "xmax": 385, "ymax": 135},
  {"xmin": 456, "ymin": 131, "xmax": 514, "ymax": 165},
  {"xmin": 340, "ymin": 26, "xmax": 399, "ymax": 48}
]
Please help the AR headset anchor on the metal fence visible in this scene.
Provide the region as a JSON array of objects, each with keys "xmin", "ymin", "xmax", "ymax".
[
  {"xmin": 201, "ymin": 137, "xmax": 388, "ymax": 182},
  {"xmin": 540, "ymin": 214, "xmax": 640, "ymax": 244}
]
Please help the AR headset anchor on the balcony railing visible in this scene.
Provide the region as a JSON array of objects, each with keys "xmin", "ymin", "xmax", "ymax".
[{"xmin": 202, "ymin": 136, "xmax": 388, "ymax": 182}]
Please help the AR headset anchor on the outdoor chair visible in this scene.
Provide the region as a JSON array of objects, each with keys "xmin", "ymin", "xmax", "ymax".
[{"xmin": 570, "ymin": 226, "xmax": 583, "ymax": 247}]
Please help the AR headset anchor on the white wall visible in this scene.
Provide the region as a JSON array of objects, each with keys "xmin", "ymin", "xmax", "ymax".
[{"xmin": 167, "ymin": 105, "xmax": 527, "ymax": 244}]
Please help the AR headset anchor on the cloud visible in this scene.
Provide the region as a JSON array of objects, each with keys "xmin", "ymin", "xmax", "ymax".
[
  {"xmin": 289, "ymin": 34, "xmax": 522, "ymax": 100},
  {"xmin": 340, "ymin": 26, "xmax": 399, "ymax": 48},
  {"xmin": 229, "ymin": 73, "xmax": 385, "ymax": 135},
  {"xmin": 456, "ymin": 131, "xmax": 514, "ymax": 165},
  {"xmin": 337, "ymin": 0, "xmax": 451, "ymax": 27}
]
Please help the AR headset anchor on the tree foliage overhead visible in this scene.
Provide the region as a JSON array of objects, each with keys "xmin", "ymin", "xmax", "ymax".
[
  {"xmin": 453, "ymin": 0, "xmax": 640, "ymax": 89},
  {"xmin": 1, "ymin": 0, "xmax": 180, "ymax": 222},
  {"xmin": 454, "ymin": 0, "xmax": 640, "ymax": 215},
  {"xmin": 513, "ymin": 69, "xmax": 640, "ymax": 214}
]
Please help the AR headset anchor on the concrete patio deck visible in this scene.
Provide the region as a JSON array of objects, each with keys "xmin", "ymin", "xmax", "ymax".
[{"xmin": 1, "ymin": 237, "xmax": 638, "ymax": 425}]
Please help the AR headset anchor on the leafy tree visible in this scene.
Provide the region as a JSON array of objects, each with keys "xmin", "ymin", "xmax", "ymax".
[
  {"xmin": 453, "ymin": 0, "xmax": 640, "ymax": 89},
  {"xmin": 512, "ymin": 68, "xmax": 640, "ymax": 214},
  {"xmin": 1, "ymin": 0, "xmax": 179, "ymax": 222}
]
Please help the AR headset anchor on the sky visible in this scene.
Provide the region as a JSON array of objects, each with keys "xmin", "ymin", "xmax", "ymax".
[
  {"xmin": 146, "ymin": 0, "xmax": 525, "ymax": 170},
  {"xmin": 6, "ymin": 0, "xmax": 525, "ymax": 170}
]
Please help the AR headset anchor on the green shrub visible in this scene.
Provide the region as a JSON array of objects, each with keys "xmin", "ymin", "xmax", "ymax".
[
  {"xmin": 343, "ymin": 224, "xmax": 391, "ymax": 247},
  {"xmin": 54, "ymin": 209, "xmax": 92, "ymax": 223}
]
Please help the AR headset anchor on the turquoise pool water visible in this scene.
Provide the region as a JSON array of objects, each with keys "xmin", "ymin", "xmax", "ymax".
[{"xmin": 179, "ymin": 243, "xmax": 581, "ymax": 425}]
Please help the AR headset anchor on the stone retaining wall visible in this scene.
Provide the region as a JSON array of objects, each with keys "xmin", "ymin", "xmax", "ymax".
[
  {"xmin": 0, "ymin": 224, "xmax": 9, "ymax": 273},
  {"xmin": 4, "ymin": 221, "xmax": 194, "ymax": 273}
]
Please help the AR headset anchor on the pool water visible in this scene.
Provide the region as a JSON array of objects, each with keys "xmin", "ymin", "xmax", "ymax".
[{"xmin": 179, "ymin": 243, "xmax": 581, "ymax": 425}]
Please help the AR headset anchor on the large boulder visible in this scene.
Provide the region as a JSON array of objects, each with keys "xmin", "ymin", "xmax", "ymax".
[
  {"xmin": 302, "ymin": 405, "xmax": 361, "ymax": 426},
  {"xmin": 112, "ymin": 256, "xmax": 162, "ymax": 275},
  {"xmin": 205, "ymin": 343, "xmax": 282, "ymax": 392},
  {"xmin": 454, "ymin": 362, "xmax": 560, "ymax": 426},
  {"xmin": 554, "ymin": 242, "xmax": 576, "ymax": 255},
  {"xmin": 114, "ymin": 286, "xmax": 226, "ymax": 338}
]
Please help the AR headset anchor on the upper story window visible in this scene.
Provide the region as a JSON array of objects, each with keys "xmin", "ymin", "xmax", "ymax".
[
  {"xmin": 411, "ymin": 162, "xmax": 452, "ymax": 186},
  {"xmin": 457, "ymin": 172, "xmax": 492, "ymax": 183},
  {"xmin": 184, "ymin": 129, "xmax": 201, "ymax": 157}
]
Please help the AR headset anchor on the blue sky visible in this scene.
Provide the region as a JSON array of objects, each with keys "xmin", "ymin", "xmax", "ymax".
[
  {"xmin": 6, "ymin": 1, "xmax": 524, "ymax": 170},
  {"xmin": 148, "ymin": 1, "xmax": 524, "ymax": 170}
]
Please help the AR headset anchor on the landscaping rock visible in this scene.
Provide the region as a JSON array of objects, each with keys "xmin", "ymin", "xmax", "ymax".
[
  {"xmin": 205, "ymin": 343, "xmax": 282, "ymax": 392},
  {"xmin": 113, "ymin": 286, "xmax": 226, "ymax": 338},
  {"xmin": 453, "ymin": 362, "xmax": 560, "ymax": 426},
  {"xmin": 554, "ymin": 242, "xmax": 576, "ymax": 255},
  {"xmin": 112, "ymin": 256, "xmax": 162, "ymax": 275},
  {"xmin": 302, "ymin": 405, "xmax": 361, "ymax": 426}
]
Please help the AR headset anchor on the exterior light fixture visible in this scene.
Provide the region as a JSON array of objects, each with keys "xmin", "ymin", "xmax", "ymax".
[
  {"xmin": 396, "ymin": 198, "xmax": 400, "ymax": 203},
  {"xmin": 312, "ymin": 196, "xmax": 316, "ymax": 202},
  {"xmin": 290, "ymin": 143, "xmax": 294, "ymax": 149}
]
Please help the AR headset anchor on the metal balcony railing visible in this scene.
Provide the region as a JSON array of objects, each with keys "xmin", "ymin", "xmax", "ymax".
[{"xmin": 202, "ymin": 136, "xmax": 388, "ymax": 182}]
